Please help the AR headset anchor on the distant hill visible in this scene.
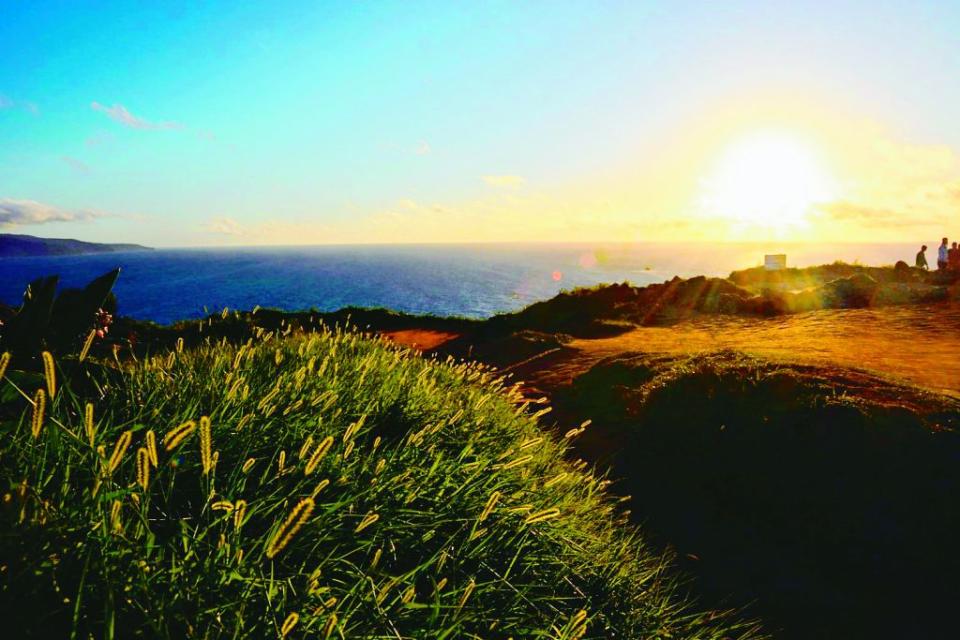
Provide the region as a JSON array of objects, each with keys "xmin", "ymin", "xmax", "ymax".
[{"xmin": 0, "ymin": 233, "xmax": 151, "ymax": 257}]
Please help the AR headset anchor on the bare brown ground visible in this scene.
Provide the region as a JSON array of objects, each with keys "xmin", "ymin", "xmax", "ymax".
[
  {"xmin": 516, "ymin": 302, "xmax": 960, "ymax": 398},
  {"xmin": 379, "ymin": 303, "xmax": 960, "ymax": 398},
  {"xmin": 383, "ymin": 329, "xmax": 460, "ymax": 351}
]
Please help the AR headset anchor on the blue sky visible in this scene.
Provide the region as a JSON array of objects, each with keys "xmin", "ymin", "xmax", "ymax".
[{"xmin": 2, "ymin": 1, "xmax": 959, "ymax": 245}]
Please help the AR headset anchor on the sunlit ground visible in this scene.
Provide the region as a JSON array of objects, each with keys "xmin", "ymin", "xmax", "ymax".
[{"xmin": 565, "ymin": 302, "xmax": 960, "ymax": 397}]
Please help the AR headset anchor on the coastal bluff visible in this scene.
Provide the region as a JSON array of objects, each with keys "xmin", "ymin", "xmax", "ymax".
[{"xmin": 0, "ymin": 233, "xmax": 151, "ymax": 257}]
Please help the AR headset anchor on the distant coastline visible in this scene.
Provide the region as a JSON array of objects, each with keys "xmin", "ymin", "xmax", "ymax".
[{"xmin": 0, "ymin": 233, "xmax": 152, "ymax": 257}]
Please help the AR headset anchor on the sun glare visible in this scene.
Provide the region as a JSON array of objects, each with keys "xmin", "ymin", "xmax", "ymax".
[{"xmin": 699, "ymin": 130, "xmax": 837, "ymax": 233}]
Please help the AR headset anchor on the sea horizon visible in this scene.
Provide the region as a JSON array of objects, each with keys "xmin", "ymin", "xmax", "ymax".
[{"xmin": 1, "ymin": 241, "xmax": 923, "ymax": 324}]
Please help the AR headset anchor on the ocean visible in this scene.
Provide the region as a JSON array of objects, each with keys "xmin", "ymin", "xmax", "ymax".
[{"xmin": 0, "ymin": 242, "xmax": 918, "ymax": 324}]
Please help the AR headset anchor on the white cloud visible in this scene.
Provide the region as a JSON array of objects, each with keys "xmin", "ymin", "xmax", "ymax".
[
  {"xmin": 414, "ymin": 140, "xmax": 431, "ymax": 156},
  {"xmin": 0, "ymin": 95, "xmax": 39, "ymax": 114},
  {"xmin": 203, "ymin": 217, "xmax": 246, "ymax": 236},
  {"xmin": 0, "ymin": 199, "xmax": 104, "ymax": 226},
  {"xmin": 61, "ymin": 156, "xmax": 91, "ymax": 175},
  {"xmin": 85, "ymin": 131, "xmax": 114, "ymax": 147},
  {"xmin": 482, "ymin": 175, "xmax": 526, "ymax": 188},
  {"xmin": 90, "ymin": 101, "xmax": 182, "ymax": 130}
]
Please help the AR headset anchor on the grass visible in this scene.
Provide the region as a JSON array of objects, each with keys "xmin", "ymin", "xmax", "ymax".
[
  {"xmin": 556, "ymin": 350, "xmax": 960, "ymax": 638},
  {"xmin": 0, "ymin": 321, "xmax": 756, "ymax": 638}
]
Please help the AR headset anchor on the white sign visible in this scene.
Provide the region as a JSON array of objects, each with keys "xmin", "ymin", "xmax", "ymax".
[{"xmin": 764, "ymin": 254, "xmax": 786, "ymax": 271}]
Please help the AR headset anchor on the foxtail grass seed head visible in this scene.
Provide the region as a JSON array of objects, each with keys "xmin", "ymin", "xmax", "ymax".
[
  {"xmin": 322, "ymin": 614, "xmax": 337, "ymax": 639},
  {"xmin": 343, "ymin": 416, "xmax": 365, "ymax": 442},
  {"xmin": 84, "ymin": 403, "xmax": 96, "ymax": 446},
  {"xmin": 163, "ymin": 420, "xmax": 196, "ymax": 451},
  {"xmin": 266, "ymin": 497, "xmax": 315, "ymax": 559},
  {"xmin": 566, "ymin": 610, "xmax": 589, "ymax": 640},
  {"xmin": 108, "ymin": 431, "xmax": 133, "ymax": 474},
  {"xmin": 354, "ymin": 512, "xmax": 379, "ymax": 533},
  {"xmin": 532, "ymin": 406, "xmax": 552, "ymax": 420},
  {"xmin": 519, "ymin": 437, "xmax": 543, "ymax": 451},
  {"xmin": 311, "ymin": 478, "xmax": 330, "ymax": 498},
  {"xmin": 457, "ymin": 579, "xmax": 476, "ymax": 612},
  {"xmin": 281, "ymin": 613, "xmax": 299, "ymax": 638},
  {"xmin": 376, "ymin": 576, "xmax": 401, "ymax": 604},
  {"xmin": 41, "ymin": 351, "xmax": 56, "ymax": 398},
  {"xmin": 0, "ymin": 352, "xmax": 10, "ymax": 380},
  {"xmin": 524, "ymin": 507, "xmax": 561, "ymax": 525},
  {"xmin": 502, "ymin": 454, "xmax": 533, "ymax": 470},
  {"xmin": 370, "ymin": 547, "xmax": 382, "ymax": 569},
  {"xmin": 199, "ymin": 416, "xmax": 213, "ymax": 475},
  {"xmin": 145, "ymin": 430, "xmax": 158, "ymax": 467},
  {"xmin": 277, "ymin": 450, "xmax": 286, "ymax": 474},
  {"xmin": 434, "ymin": 577, "xmax": 448, "ymax": 594},
  {"xmin": 30, "ymin": 388, "xmax": 46, "ymax": 439},
  {"xmin": 211, "ymin": 500, "xmax": 234, "ymax": 512},
  {"xmin": 176, "ymin": 337, "xmax": 184, "ymax": 353},
  {"xmin": 507, "ymin": 504, "xmax": 534, "ymax": 515},
  {"xmin": 234, "ymin": 500, "xmax": 247, "ymax": 529},
  {"xmin": 241, "ymin": 458, "xmax": 256, "ymax": 474},
  {"xmin": 110, "ymin": 499, "xmax": 122, "ymax": 533},
  {"xmin": 544, "ymin": 472, "xmax": 569, "ymax": 488},
  {"xmin": 79, "ymin": 329, "xmax": 96, "ymax": 362},
  {"xmin": 298, "ymin": 435, "xmax": 314, "ymax": 459},
  {"xmin": 136, "ymin": 447, "xmax": 150, "ymax": 489},
  {"xmin": 304, "ymin": 436, "xmax": 334, "ymax": 475},
  {"xmin": 479, "ymin": 491, "xmax": 501, "ymax": 523}
]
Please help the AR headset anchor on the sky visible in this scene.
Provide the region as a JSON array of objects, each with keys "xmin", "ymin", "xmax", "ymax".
[{"xmin": 1, "ymin": 0, "xmax": 959, "ymax": 247}]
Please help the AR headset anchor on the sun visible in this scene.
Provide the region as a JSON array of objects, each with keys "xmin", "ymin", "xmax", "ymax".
[{"xmin": 698, "ymin": 130, "xmax": 837, "ymax": 233}]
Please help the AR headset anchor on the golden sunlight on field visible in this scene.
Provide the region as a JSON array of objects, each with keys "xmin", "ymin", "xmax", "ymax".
[{"xmin": 572, "ymin": 303, "xmax": 960, "ymax": 397}]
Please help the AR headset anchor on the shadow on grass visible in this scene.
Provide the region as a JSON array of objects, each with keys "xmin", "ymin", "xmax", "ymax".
[{"xmin": 555, "ymin": 351, "xmax": 960, "ymax": 639}]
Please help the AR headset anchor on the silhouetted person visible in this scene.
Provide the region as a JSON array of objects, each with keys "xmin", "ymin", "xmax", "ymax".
[
  {"xmin": 938, "ymin": 238, "xmax": 949, "ymax": 270},
  {"xmin": 916, "ymin": 245, "xmax": 929, "ymax": 270},
  {"xmin": 950, "ymin": 242, "xmax": 960, "ymax": 272}
]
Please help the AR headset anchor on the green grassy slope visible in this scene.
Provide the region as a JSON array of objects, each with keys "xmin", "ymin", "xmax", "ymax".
[{"xmin": 0, "ymin": 326, "xmax": 756, "ymax": 638}]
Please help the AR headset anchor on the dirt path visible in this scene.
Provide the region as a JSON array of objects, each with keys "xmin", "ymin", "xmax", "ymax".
[{"xmin": 524, "ymin": 302, "xmax": 960, "ymax": 397}]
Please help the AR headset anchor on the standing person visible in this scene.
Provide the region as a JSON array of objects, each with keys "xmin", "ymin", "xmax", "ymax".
[
  {"xmin": 938, "ymin": 238, "xmax": 949, "ymax": 270},
  {"xmin": 916, "ymin": 245, "xmax": 929, "ymax": 270},
  {"xmin": 950, "ymin": 242, "xmax": 960, "ymax": 271}
]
